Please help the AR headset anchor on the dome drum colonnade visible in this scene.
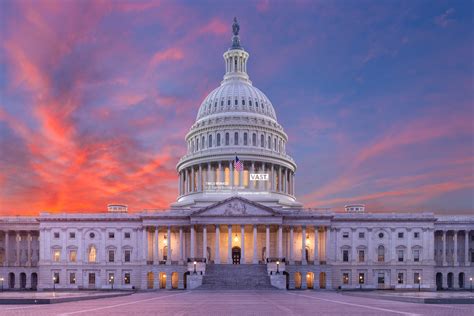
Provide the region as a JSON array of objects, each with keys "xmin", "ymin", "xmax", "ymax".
[{"xmin": 175, "ymin": 18, "xmax": 298, "ymax": 207}]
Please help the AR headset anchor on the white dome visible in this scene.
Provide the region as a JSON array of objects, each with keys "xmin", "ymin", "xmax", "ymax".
[{"xmin": 196, "ymin": 79, "xmax": 277, "ymax": 122}]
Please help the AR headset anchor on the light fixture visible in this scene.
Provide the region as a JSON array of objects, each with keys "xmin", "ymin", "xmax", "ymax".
[
  {"xmin": 234, "ymin": 234, "xmax": 239, "ymax": 242},
  {"xmin": 305, "ymin": 235, "xmax": 310, "ymax": 245}
]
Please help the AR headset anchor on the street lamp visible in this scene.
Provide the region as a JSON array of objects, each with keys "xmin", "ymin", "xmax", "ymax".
[
  {"xmin": 193, "ymin": 261, "xmax": 197, "ymax": 274},
  {"xmin": 418, "ymin": 276, "xmax": 421, "ymax": 292},
  {"xmin": 276, "ymin": 261, "xmax": 280, "ymax": 274},
  {"xmin": 359, "ymin": 275, "xmax": 363, "ymax": 290},
  {"xmin": 52, "ymin": 276, "xmax": 56, "ymax": 297},
  {"xmin": 470, "ymin": 277, "xmax": 472, "ymax": 292},
  {"xmin": 0, "ymin": 277, "xmax": 4, "ymax": 292}
]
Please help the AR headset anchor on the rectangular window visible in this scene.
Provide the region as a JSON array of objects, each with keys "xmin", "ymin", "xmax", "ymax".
[
  {"xmin": 53, "ymin": 272, "xmax": 60, "ymax": 284},
  {"xmin": 398, "ymin": 232, "xmax": 404, "ymax": 238},
  {"xmin": 398, "ymin": 272, "xmax": 404, "ymax": 284},
  {"xmin": 342, "ymin": 250, "xmax": 349, "ymax": 262},
  {"xmin": 398, "ymin": 249, "xmax": 404, "ymax": 262},
  {"xmin": 124, "ymin": 232, "xmax": 131, "ymax": 239},
  {"xmin": 109, "ymin": 250, "xmax": 115, "ymax": 262},
  {"xmin": 124, "ymin": 250, "xmax": 131, "ymax": 262},
  {"xmin": 69, "ymin": 250, "xmax": 77, "ymax": 262},
  {"xmin": 69, "ymin": 232, "xmax": 75, "ymax": 239},
  {"xmin": 70, "ymin": 273, "xmax": 76, "ymax": 284},
  {"xmin": 414, "ymin": 272, "xmax": 420, "ymax": 284},
  {"xmin": 413, "ymin": 249, "xmax": 420, "ymax": 262},
  {"xmin": 358, "ymin": 250, "xmax": 365, "ymax": 262},
  {"xmin": 414, "ymin": 232, "xmax": 420, "ymax": 239},
  {"xmin": 358, "ymin": 232, "xmax": 365, "ymax": 238},
  {"xmin": 53, "ymin": 250, "xmax": 61, "ymax": 262},
  {"xmin": 108, "ymin": 232, "xmax": 115, "ymax": 239},
  {"xmin": 358, "ymin": 273, "xmax": 365, "ymax": 284},
  {"xmin": 54, "ymin": 232, "xmax": 60, "ymax": 239},
  {"xmin": 342, "ymin": 232, "xmax": 349, "ymax": 238},
  {"xmin": 378, "ymin": 272, "xmax": 385, "ymax": 284},
  {"xmin": 124, "ymin": 273, "xmax": 131, "ymax": 284},
  {"xmin": 342, "ymin": 273, "xmax": 349, "ymax": 284}
]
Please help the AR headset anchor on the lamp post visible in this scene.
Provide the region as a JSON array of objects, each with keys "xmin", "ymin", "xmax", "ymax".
[
  {"xmin": 470, "ymin": 277, "xmax": 472, "ymax": 292},
  {"xmin": 418, "ymin": 276, "xmax": 421, "ymax": 292},
  {"xmin": 110, "ymin": 275, "xmax": 114, "ymax": 290},
  {"xmin": 193, "ymin": 261, "xmax": 197, "ymax": 274},
  {"xmin": 0, "ymin": 277, "xmax": 3, "ymax": 292},
  {"xmin": 359, "ymin": 275, "xmax": 363, "ymax": 290},
  {"xmin": 276, "ymin": 261, "xmax": 280, "ymax": 274},
  {"xmin": 52, "ymin": 276, "xmax": 56, "ymax": 297}
]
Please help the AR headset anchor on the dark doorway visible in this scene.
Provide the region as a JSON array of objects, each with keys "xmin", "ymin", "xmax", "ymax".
[
  {"xmin": 31, "ymin": 273, "xmax": 38, "ymax": 290},
  {"xmin": 447, "ymin": 272, "xmax": 453, "ymax": 289},
  {"xmin": 232, "ymin": 246, "xmax": 241, "ymax": 264},
  {"xmin": 89, "ymin": 273, "xmax": 96, "ymax": 288},
  {"xmin": 20, "ymin": 273, "xmax": 26, "ymax": 289},
  {"xmin": 8, "ymin": 272, "xmax": 15, "ymax": 289},
  {"xmin": 459, "ymin": 272, "xmax": 464, "ymax": 289},
  {"xmin": 436, "ymin": 272, "xmax": 443, "ymax": 290}
]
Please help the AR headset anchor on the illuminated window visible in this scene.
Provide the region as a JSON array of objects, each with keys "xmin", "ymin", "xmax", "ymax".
[
  {"xmin": 224, "ymin": 167, "xmax": 230, "ymax": 186},
  {"xmin": 342, "ymin": 273, "xmax": 349, "ymax": 284},
  {"xmin": 124, "ymin": 273, "xmax": 131, "ymax": 284},
  {"xmin": 88, "ymin": 246, "xmax": 97, "ymax": 263},
  {"xmin": 233, "ymin": 170, "xmax": 239, "ymax": 186},
  {"xmin": 243, "ymin": 169, "xmax": 249, "ymax": 187},
  {"xmin": 69, "ymin": 250, "xmax": 77, "ymax": 262},
  {"xmin": 53, "ymin": 250, "xmax": 61, "ymax": 262}
]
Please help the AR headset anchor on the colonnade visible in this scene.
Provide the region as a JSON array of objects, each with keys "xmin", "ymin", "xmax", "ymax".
[
  {"xmin": 436, "ymin": 230, "xmax": 471, "ymax": 266},
  {"xmin": 1, "ymin": 231, "xmax": 38, "ymax": 267},
  {"xmin": 178, "ymin": 162, "xmax": 295, "ymax": 196}
]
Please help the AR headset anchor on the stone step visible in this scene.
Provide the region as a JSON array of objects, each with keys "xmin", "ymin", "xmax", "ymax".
[{"xmin": 199, "ymin": 264, "xmax": 273, "ymax": 290}]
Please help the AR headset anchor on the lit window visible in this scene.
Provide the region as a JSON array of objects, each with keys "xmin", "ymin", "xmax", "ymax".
[
  {"xmin": 53, "ymin": 250, "xmax": 61, "ymax": 262},
  {"xmin": 69, "ymin": 250, "xmax": 77, "ymax": 262},
  {"xmin": 124, "ymin": 273, "xmax": 131, "ymax": 284},
  {"xmin": 342, "ymin": 273, "xmax": 349, "ymax": 284},
  {"xmin": 88, "ymin": 246, "xmax": 97, "ymax": 263}
]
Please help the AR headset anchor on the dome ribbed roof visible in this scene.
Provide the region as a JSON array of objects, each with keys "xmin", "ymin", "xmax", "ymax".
[{"xmin": 196, "ymin": 79, "xmax": 277, "ymax": 122}]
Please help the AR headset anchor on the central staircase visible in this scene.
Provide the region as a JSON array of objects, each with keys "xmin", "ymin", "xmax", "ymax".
[{"xmin": 198, "ymin": 264, "xmax": 274, "ymax": 290}]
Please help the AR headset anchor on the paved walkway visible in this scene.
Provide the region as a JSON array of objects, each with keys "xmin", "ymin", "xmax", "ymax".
[{"xmin": 0, "ymin": 290, "xmax": 472, "ymax": 315}]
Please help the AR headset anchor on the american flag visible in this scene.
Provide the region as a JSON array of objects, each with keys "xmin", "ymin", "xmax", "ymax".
[{"xmin": 234, "ymin": 156, "xmax": 243, "ymax": 171}]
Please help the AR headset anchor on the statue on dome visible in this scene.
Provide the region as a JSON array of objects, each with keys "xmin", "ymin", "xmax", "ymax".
[{"xmin": 232, "ymin": 17, "xmax": 240, "ymax": 36}]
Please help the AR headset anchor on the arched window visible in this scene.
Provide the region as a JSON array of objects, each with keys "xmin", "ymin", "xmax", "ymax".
[
  {"xmin": 208, "ymin": 134, "xmax": 213, "ymax": 148},
  {"xmin": 225, "ymin": 133, "xmax": 229, "ymax": 145},
  {"xmin": 260, "ymin": 134, "xmax": 264, "ymax": 147},
  {"xmin": 88, "ymin": 245, "xmax": 97, "ymax": 263},
  {"xmin": 243, "ymin": 133, "xmax": 248, "ymax": 145},
  {"xmin": 252, "ymin": 133, "xmax": 256, "ymax": 146},
  {"xmin": 217, "ymin": 133, "xmax": 221, "ymax": 146},
  {"xmin": 378, "ymin": 245, "xmax": 385, "ymax": 262},
  {"xmin": 234, "ymin": 132, "xmax": 239, "ymax": 145},
  {"xmin": 267, "ymin": 136, "xmax": 271, "ymax": 149}
]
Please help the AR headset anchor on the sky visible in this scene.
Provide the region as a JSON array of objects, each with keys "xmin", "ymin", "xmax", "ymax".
[{"xmin": 0, "ymin": 0, "xmax": 472, "ymax": 216}]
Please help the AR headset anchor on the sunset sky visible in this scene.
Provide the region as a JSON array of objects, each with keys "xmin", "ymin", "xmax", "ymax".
[{"xmin": 0, "ymin": 0, "xmax": 472, "ymax": 215}]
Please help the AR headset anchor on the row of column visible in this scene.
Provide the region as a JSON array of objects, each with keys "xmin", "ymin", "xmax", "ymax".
[
  {"xmin": 438, "ymin": 230, "xmax": 471, "ymax": 266},
  {"xmin": 178, "ymin": 162, "xmax": 295, "ymax": 196},
  {"xmin": 2, "ymin": 231, "xmax": 35, "ymax": 267},
  {"xmin": 145, "ymin": 225, "xmax": 327, "ymax": 265}
]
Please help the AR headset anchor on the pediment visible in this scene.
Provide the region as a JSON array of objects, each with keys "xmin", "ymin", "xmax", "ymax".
[{"xmin": 191, "ymin": 197, "xmax": 280, "ymax": 217}]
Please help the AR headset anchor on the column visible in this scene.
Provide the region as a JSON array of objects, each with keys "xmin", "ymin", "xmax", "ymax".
[
  {"xmin": 198, "ymin": 164, "xmax": 202, "ymax": 191},
  {"xmin": 302, "ymin": 226, "xmax": 307, "ymax": 265},
  {"xmin": 283, "ymin": 168, "xmax": 287, "ymax": 193},
  {"xmin": 215, "ymin": 225, "xmax": 221, "ymax": 264},
  {"xmin": 453, "ymin": 231, "xmax": 458, "ymax": 266},
  {"xmin": 265, "ymin": 225, "xmax": 270, "ymax": 261},
  {"xmin": 278, "ymin": 167, "xmax": 282, "ymax": 192},
  {"xmin": 16, "ymin": 232, "xmax": 20, "ymax": 266},
  {"xmin": 278, "ymin": 225, "xmax": 283, "ymax": 258},
  {"xmin": 166, "ymin": 226, "xmax": 171, "ymax": 265},
  {"xmin": 289, "ymin": 226, "xmax": 294, "ymax": 264},
  {"xmin": 292, "ymin": 172, "xmax": 295, "ymax": 195},
  {"xmin": 270, "ymin": 164, "xmax": 275, "ymax": 191},
  {"xmin": 179, "ymin": 227, "xmax": 184, "ymax": 264},
  {"xmin": 239, "ymin": 163, "xmax": 243, "ymax": 187},
  {"xmin": 253, "ymin": 225, "xmax": 258, "ymax": 264},
  {"xmin": 27, "ymin": 232, "xmax": 31, "ymax": 266},
  {"xmin": 465, "ymin": 230, "xmax": 470, "ymax": 266},
  {"xmin": 191, "ymin": 167, "xmax": 195, "ymax": 192},
  {"xmin": 227, "ymin": 225, "xmax": 232, "ymax": 264},
  {"xmin": 4, "ymin": 231, "xmax": 9, "ymax": 266},
  {"xmin": 179, "ymin": 172, "xmax": 183, "ymax": 195},
  {"xmin": 142, "ymin": 228, "xmax": 148, "ymax": 262},
  {"xmin": 229, "ymin": 161, "xmax": 234, "ymax": 188},
  {"xmin": 203, "ymin": 225, "xmax": 207, "ymax": 261},
  {"xmin": 154, "ymin": 228, "xmax": 159, "ymax": 264},
  {"xmin": 219, "ymin": 161, "xmax": 223, "ymax": 183},
  {"xmin": 207, "ymin": 162, "xmax": 212, "ymax": 187},
  {"xmin": 314, "ymin": 226, "xmax": 319, "ymax": 265},
  {"xmin": 325, "ymin": 227, "xmax": 331, "ymax": 263},
  {"xmin": 241, "ymin": 225, "xmax": 245, "ymax": 264},
  {"xmin": 190, "ymin": 225, "xmax": 195, "ymax": 259},
  {"xmin": 260, "ymin": 163, "xmax": 265, "ymax": 190},
  {"xmin": 442, "ymin": 230, "xmax": 447, "ymax": 266}
]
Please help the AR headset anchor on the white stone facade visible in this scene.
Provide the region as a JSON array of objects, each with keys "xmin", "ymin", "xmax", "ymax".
[{"xmin": 1, "ymin": 20, "xmax": 473, "ymax": 291}]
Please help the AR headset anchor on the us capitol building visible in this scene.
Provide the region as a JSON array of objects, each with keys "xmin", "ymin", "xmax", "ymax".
[{"xmin": 1, "ymin": 19, "xmax": 473, "ymax": 292}]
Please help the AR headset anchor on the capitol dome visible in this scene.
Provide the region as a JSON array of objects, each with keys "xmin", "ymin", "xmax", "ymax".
[{"xmin": 173, "ymin": 18, "xmax": 301, "ymax": 210}]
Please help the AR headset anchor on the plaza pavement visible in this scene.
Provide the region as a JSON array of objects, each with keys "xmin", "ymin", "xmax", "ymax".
[{"xmin": 0, "ymin": 290, "xmax": 472, "ymax": 316}]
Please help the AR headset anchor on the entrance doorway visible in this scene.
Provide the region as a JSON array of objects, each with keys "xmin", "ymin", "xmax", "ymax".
[
  {"xmin": 232, "ymin": 246, "xmax": 241, "ymax": 264},
  {"xmin": 88, "ymin": 273, "xmax": 96, "ymax": 288},
  {"xmin": 436, "ymin": 272, "xmax": 443, "ymax": 290},
  {"xmin": 20, "ymin": 273, "xmax": 26, "ymax": 289}
]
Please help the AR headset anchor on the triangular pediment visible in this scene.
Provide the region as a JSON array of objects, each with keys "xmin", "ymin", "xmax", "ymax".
[{"xmin": 191, "ymin": 196, "xmax": 281, "ymax": 217}]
